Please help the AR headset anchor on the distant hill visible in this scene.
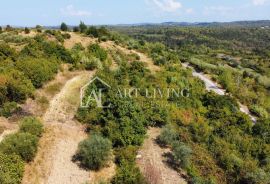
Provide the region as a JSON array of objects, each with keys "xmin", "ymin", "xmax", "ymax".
[{"xmin": 114, "ymin": 20, "xmax": 270, "ymax": 28}]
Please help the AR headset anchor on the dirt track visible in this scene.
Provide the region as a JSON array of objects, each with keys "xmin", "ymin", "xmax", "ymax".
[
  {"xmin": 137, "ymin": 128, "xmax": 187, "ymax": 184},
  {"xmin": 23, "ymin": 71, "xmax": 93, "ymax": 184}
]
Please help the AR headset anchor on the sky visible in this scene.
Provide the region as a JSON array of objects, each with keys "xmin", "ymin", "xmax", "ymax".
[{"xmin": 0, "ymin": 0, "xmax": 269, "ymax": 26}]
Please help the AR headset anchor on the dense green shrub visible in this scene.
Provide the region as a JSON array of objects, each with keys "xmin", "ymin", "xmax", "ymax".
[
  {"xmin": 0, "ymin": 69, "xmax": 34, "ymax": 104},
  {"xmin": 0, "ymin": 153, "xmax": 24, "ymax": 184},
  {"xmin": 21, "ymin": 39, "xmax": 74, "ymax": 63},
  {"xmin": 252, "ymin": 119, "xmax": 270, "ymax": 143},
  {"xmin": 0, "ymin": 133, "xmax": 38, "ymax": 162},
  {"xmin": 0, "ymin": 43, "xmax": 16, "ymax": 61},
  {"xmin": 0, "ymin": 102, "xmax": 19, "ymax": 117},
  {"xmin": 172, "ymin": 142, "xmax": 192, "ymax": 169},
  {"xmin": 112, "ymin": 161, "xmax": 146, "ymax": 184},
  {"xmin": 24, "ymin": 27, "xmax": 30, "ymax": 34},
  {"xmin": 158, "ymin": 125, "xmax": 179, "ymax": 146},
  {"xmin": 16, "ymin": 58, "xmax": 59, "ymax": 88},
  {"xmin": 88, "ymin": 44, "xmax": 108, "ymax": 61},
  {"xmin": 19, "ymin": 116, "xmax": 43, "ymax": 137},
  {"xmin": 250, "ymin": 105, "xmax": 268, "ymax": 119},
  {"xmin": 76, "ymin": 134, "xmax": 112, "ymax": 170},
  {"xmin": 114, "ymin": 146, "xmax": 138, "ymax": 164}
]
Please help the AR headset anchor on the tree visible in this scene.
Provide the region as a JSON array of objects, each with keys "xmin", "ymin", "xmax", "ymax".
[
  {"xmin": 60, "ymin": 22, "xmax": 68, "ymax": 31},
  {"xmin": 35, "ymin": 25, "xmax": 42, "ymax": 33},
  {"xmin": 24, "ymin": 27, "xmax": 30, "ymax": 34},
  {"xmin": 5, "ymin": 25, "xmax": 12, "ymax": 31},
  {"xmin": 79, "ymin": 21, "xmax": 87, "ymax": 33},
  {"xmin": 76, "ymin": 134, "xmax": 112, "ymax": 170},
  {"xmin": 0, "ymin": 26, "xmax": 2, "ymax": 33},
  {"xmin": 73, "ymin": 26, "xmax": 79, "ymax": 32}
]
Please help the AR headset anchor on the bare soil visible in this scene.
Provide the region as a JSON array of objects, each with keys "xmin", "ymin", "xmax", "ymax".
[{"xmin": 137, "ymin": 128, "xmax": 187, "ymax": 184}]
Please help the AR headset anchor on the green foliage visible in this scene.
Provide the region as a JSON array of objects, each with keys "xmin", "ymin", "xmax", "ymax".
[
  {"xmin": 0, "ymin": 133, "xmax": 38, "ymax": 162},
  {"xmin": 24, "ymin": 27, "xmax": 30, "ymax": 34},
  {"xmin": 114, "ymin": 146, "xmax": 138, "ymax": 165},
  {"xmin": 0, "ymin": 69, "xmax": 34, "ymax": 104},
  {"xmin": 21, "ymin": 38, "xmax": 74, "ymax": 63},
  {"xmin": 16, "ymin": 58, "xmax": 59, "ymax": 88},
  {"xmin": 0, "ymin": 43, "xmax": 16, "ymax": 61},
  {"xmin": 112, "ymin": 161, "xmax": 146, "ymax": 184},
  {"xmin": 158, "ymin": 124, "xmax": 178, "ymax": 146},
  {"xmin": 0, "ymin": 153, "xmax": 24, "ymax": 184},
  {"xmin": 79, "ymin": 21, "xmax": 88, "ymax": 33},
  {"xmin": 0, "ymin": 102, "xmax": 19, "ymax": 117},
  {"xmin": 88, "ymin": 44, "xmax": 108, "ymax": 61},
  {"xmin": 60, "ymin": 22, "xmax": 68, "ymax": 31},
  {"xmin": 86, "ymin": 26, "xmax": 110, "ymax": 39},
  {"xmin": 76, "ymin": 134, "xmax": 112, "ymax": 170},
  {"xmin": 250, "ymin": 105, "xmax": 268, "ymax": 119},
  {"xmin": 73, "ymin": 26, "xmax": 79, "ymax": 32},
  {"xmin": 172, "ymin": 142, "xmax": 192, "ymax": 169},
  {"xmin": 252, "ymin": 119, "xmax": 270, "ymax": 143},
  {"xmin": 19, "ymin": 116, "xmax": 43, "ymax": 137}
]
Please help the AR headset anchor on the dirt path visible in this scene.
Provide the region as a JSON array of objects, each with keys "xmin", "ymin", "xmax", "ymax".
[
  {"xmin": 182, "ymin": 62, "xmax": 257, "ymax": 122},
  {"xmin": 137, "ymin": 128, "xmax": 187, "ymax": 184},
  {"xmin": 100, "ymin": 41, "xmax": 160, "ymax": 72},
  {"xmin": 23, "ymin": 71, "xmax": 94, "ymax": 184},
  {"xmin": 64, "ymin": 32, "xmax": 97, "ymax": 49}
]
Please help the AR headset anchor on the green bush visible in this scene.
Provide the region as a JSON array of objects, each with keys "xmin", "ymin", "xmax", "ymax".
[
  {"xmin": 252, "ymin": 119, "xmax": 270, "ymax": 143},
  {"xmin": 172, "ymin": 142, "xmax": 192, "ymax": 169},
  {"xmin": 0, "ymin": 153, "xmax": 24, "ymax": 184},
  {"xmin": 0, "ymin": 43, "xmax": 16, "ymax": 61},
  {"xmin": 112, "ymin": 161, "xmax": 146, "ymax": 184},
  {"xmin": 24, "ymin": 27, "xmax": 30, "ymax": 34},
  {"xmin": 88, "ymin": 44, "xmax": 108, "ymax": 61},
  {"xmin": 76, "ymin": 134, "xmax": 112, "ymax": 170},
  {"xmin": 16, "ymin": 58, "xmax": 59, "ymax": 88},
  {"xmin": 250, "ymin": 105, "xmax": 268, "ymax": 119},
  {"xmin": 158, "ymin": 125, "xmax": 178, "ymax": 146},
  {"xmin": 0, "ymin": 69, "xmax": 34, "ymax": 104},
  {"xmin": 114, "ymin": 146, "xmax": 138, "ymax": 164},
  {"xmin": 19, "ymin": 116, "xmax": 43, "ymax": 137},
  {"xmin": 0, "ymin": 102, "xmax": 19, "ymax": 117},
  {"xmin": 0, "ymin": 133, "xmax": 38, "ymax": 162}
]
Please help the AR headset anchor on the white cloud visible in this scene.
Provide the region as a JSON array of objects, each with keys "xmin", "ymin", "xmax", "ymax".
[
  {"xmin": 61, "ymin": 5, "xmax": 91, "ymax": 17},
  {"xmin": 252, "ymin": 0, "xmax": 268, "ymax": 5},
  {"xmin": 149, "ymin": 0, "xmax": 182, "ymax": 12}
]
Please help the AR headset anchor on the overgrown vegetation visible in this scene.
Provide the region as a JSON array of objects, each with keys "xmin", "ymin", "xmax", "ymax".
[{"xmin": 0, "ymin": 116, "xmax": 43, "ymax": 184}]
